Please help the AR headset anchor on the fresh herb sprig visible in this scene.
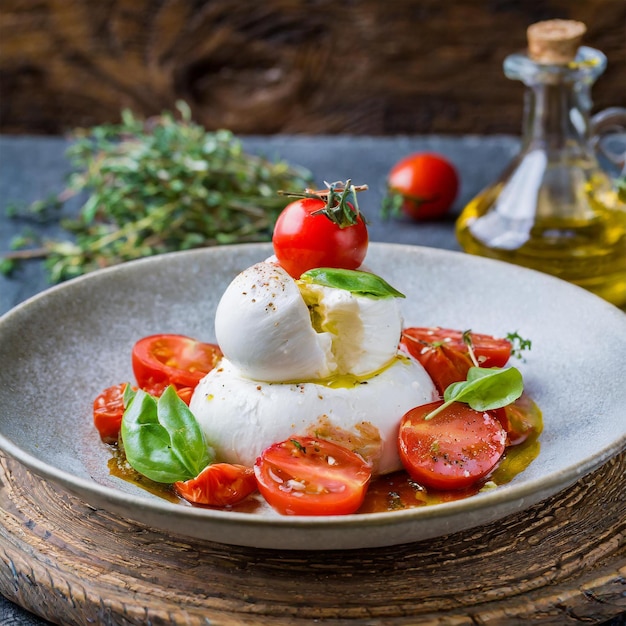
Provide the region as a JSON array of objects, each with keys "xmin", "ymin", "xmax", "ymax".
[
  {"xmin": 506, "ymin": 331, "xmax": 532, "ymax": 360},
  {"xmin": 2, "ymin": 102, "xmax": 312, "ymax": 283}
]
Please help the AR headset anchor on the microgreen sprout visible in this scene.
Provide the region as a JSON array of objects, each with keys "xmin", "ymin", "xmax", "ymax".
[
  {"xmin": 462, "ymin": 329, "xmax": 480, "ymax": 367},
  {"xmin": 424, "ymin": 366, "xmax": 524, "ymax": 421}
]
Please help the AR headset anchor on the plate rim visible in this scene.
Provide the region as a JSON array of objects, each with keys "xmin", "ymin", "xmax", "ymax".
[{"xmin": 1, "ymin": 242, "xmax": 625, "ymax": 549}]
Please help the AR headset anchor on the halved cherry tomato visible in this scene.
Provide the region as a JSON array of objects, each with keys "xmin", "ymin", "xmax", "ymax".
[
  {"xmin": 403, "ymin": 327, "xmax": 512, "ymax": 368},
  {"xmin": 93, "ymin": 378, "xmax": 196, "ymax": 446},
  {"xmin": 400, "ymin": 327, "xmax": 512, "ymax": 394},
  {"xmin": 254, "ymin": 437, "xmax": 372, "ymax": 516},
  {"xmin": 132, "ymin": 334, "xmax": 222, "ymax": 392},
  {"xmin": 493, "ymin": 393, "xmax": 543, "ymax": 447},
  {"xmin": 402, "ymin": 337, "xmax": 474, "ymax": 395},
  {"xmin": 386, "ymin": 153, "xmax": 459, "ymax": 220},
  {"xmin": 93, "ymin": 383, "xmax": 128, "ymax": 444},
  {"xmin": 174, "ymin": 463, "xmax": 257, "ymax": 507},
  {"xmin": 398, "ymin": 401, "xmax": 507, "ymax": 490},
  {"xmin": 140, "ymin": 380, "xmax": 195, "ymax": 406},
  {"xmin": 272, "ymin": 197, "xmax": 368, "ymax": 278}
]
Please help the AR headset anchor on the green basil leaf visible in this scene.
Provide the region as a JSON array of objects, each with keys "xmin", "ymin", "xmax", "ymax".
[
  {"xmin": 122, "ymin": 382, "xmax": 136, "ymax": 407},
  {"xmin": 444, "ymin": 366, "xmax": 524, "ymax": 411},
  {"xmin": 299, "ymin": 268, "xmax": 405, "ymax": 299},
  {"xmin": 425, "ymin": 365, "xmax": 524, "ymax": 421},
  {"xmin": 121, "ymin": 386, "xmax": 213, "ymax": 483}
]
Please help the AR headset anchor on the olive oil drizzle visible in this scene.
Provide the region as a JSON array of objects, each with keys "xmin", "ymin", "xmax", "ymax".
[
  {"xmin": 278, "ymin": 353, "xmax": 412, "ymax": 389},
  {"xmin": 106, "ymin": 394, "xmax": 543, "ymax": 515}
]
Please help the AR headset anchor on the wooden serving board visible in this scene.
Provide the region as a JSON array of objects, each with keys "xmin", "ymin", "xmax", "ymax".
[{"xmin": 1, "ymin": 450, "xmax": 624, "ymax": 625}]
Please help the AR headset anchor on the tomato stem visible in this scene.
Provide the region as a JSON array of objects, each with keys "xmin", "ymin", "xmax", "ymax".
[
  {"xmin": 304, "ymin": 184, "xmax": 369, "ymax": 197},
  {"xmin": 279, "ymin": 180, "xmax": 368, "ymax": 228}
]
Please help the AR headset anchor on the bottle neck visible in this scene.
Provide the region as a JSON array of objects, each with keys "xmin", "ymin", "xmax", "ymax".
[
  {"xmin": 503, "ymin": 46, "xmax": 606, "ymax": 158},
  {"xmin": 522, "ymin": 81, "xmax": 592, "ymax": 154}
]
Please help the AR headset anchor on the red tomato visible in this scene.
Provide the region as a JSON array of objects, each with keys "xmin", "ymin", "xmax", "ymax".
[
  {"xmin": 387, "ymin": 153, "xmax": 459, "ymax": 220},
  {"xmin": 93, "ymin": 378, "xmax": 196, "ymax": 446},
  {"xmin": 141, "ymin": 380, "xmax": 194, "ymax": 406},
  {"xmin": 254, "ymin": 437, "xmax": 372, "ymax": 516},
  {"xmin": 173, "ymin": 386, "xmax": 194, "ymax": 406},
  {"xmin": 272, "ymin": 197, "xmax": 368, "ymax": 278},
  {"xmin": 398, "ymin": 401, "xmax": 507, "ymax": 490},
  {"xmin": 132, "ymin": 334, "xmax": 222, "ymax": 391},
  {"xmin": 93, "ymin": 383, "xmax": 128, "ymax": 444},
  {"xmin": 400, "ymin": 327, "xmax": 512, "ymax": 394},
  {"xmin": 402, "ymin": 337, "xmax": 474, "ymax": 395},
  {"xmin": 493, "ymin": 393, "xmax": 543, "ymax": 446},
  {"xmin": 174, "ymin": 463, "xmax": 257, "ymax": 507},
  {"xmin": 404, "ymin": 327, "xmax": 513, "ymax": 368}
]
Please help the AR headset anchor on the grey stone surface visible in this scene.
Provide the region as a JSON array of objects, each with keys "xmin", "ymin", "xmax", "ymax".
[{"xmin": 1, "ymin": 134, "xmax": 520, "ymax": 316}]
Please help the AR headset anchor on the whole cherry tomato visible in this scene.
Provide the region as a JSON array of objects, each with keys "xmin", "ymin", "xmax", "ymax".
[
  {"xmin": 386, "ymin": 153, "xmax": 459, "ymax": 220},
  {"xmin": 272, "ymin": 181, "xmax": 368, "ymax": 278}
]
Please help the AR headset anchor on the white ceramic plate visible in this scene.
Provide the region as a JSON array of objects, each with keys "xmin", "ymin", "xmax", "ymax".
[{"xmin": 1, "ymin": 243, "xmax": 624, "ymax": 550}]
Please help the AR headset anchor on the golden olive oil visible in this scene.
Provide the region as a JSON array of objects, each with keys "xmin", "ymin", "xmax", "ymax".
[{"xmin": 456, "ymin": 173, "xmax": 626, "ymax": 308}]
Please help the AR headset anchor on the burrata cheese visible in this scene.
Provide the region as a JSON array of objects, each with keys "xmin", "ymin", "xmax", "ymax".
[
  {"xmin": 192, "ymin": 260, "xmax": 437, "ymax": 475},
  {"xmin": 190, "ymin": 355, "xmax": 437, "ymax": 475}
]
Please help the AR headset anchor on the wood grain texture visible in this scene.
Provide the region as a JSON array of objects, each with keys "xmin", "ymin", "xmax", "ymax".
[
  {"xmin": 0, "ymin": 0, "xmax": 624, "ymax": 136},
  {"xmin": 0, "ymin": 450, "xmax": 624, "ymax": 625}
]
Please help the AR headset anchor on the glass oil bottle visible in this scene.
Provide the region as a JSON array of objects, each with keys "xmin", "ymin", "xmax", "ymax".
[{"xmin": 455, "ymin": 20, "xmax": 626, "ymax": 307}]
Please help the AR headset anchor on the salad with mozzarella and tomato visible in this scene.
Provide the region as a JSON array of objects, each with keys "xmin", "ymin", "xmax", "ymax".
[{"xmin": 93, "ymin": 181, "xmax": 541, "ymax": 516}]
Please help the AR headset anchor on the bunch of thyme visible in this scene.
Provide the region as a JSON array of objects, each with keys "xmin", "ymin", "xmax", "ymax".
[{"xmin": 2, "ymin": 102, "xmax": 312, "ymax": 283}]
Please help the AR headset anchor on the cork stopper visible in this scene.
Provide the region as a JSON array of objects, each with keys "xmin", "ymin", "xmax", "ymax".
[{"xmin": 527, "ymin": 19, "xmax": 587, "ymax": 64}]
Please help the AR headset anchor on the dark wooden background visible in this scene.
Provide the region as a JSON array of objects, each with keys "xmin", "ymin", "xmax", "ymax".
[{"xmin": 1, "ymin": 0, "xmax": 625, "ymax": 136}]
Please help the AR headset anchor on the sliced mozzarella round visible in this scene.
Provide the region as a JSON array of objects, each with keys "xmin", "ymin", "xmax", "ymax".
[
  {"xmin": 190, "ymin": 354, "xmax": 438, "ymax": 475},
  {"xmin": 215, "ymin": 262, "xmax": 336, "ymax": 382}
]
